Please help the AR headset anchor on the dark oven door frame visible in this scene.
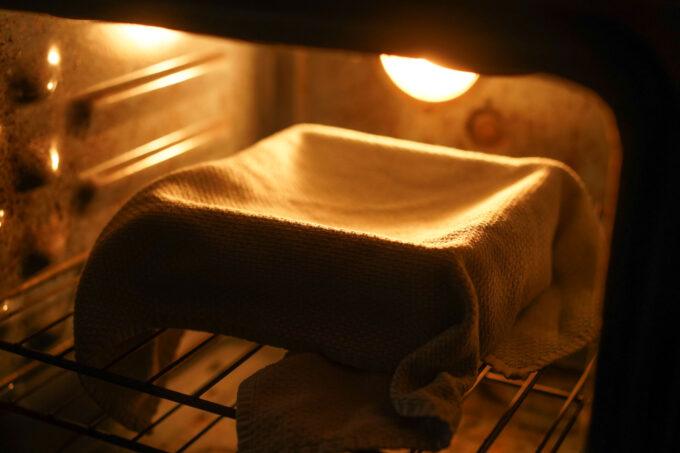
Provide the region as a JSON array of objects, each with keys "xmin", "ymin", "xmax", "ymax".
[{"xmin": 3, "ymin": 2, "xmax": 679, "ymax": 451}]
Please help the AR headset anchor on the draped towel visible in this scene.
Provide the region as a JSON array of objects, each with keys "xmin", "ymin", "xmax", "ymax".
[{"xmin": 74, "ymin": 124, "xmax": 604, "ymax": 452}]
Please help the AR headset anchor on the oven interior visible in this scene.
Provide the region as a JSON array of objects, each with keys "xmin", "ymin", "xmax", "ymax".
[{"xmin": 0, "ymin": 9, "xmax": 622, "ymax": 453}]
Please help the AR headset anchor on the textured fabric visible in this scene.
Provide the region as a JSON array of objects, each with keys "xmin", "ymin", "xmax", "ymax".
[{"xmin": 73, "ymin": 124, "xmax": 604, "ymax": 452}]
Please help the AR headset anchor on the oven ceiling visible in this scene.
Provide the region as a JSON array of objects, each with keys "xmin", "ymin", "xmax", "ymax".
[{"xmin": 0, "ymin": 1, "xmax": 671, "ymax": 78}]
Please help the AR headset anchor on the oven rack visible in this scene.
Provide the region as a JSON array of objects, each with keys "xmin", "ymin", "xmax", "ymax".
[{"xmin": 0, "ymin": 255, "xmax": 594, "ymax": 453}]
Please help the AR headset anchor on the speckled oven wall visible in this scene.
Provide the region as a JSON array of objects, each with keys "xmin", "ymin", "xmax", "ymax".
[
  {"xmin": 277, "ymin": 48, "xmax": 620, "ymax": 215},
  {"xmin": 0, "ymin": 10, "xmax": 271, "ymax": 296}
]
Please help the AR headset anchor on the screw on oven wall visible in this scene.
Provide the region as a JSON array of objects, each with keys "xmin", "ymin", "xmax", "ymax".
[
  {"xmin": 19, "ymin": 210, "xmax": 67, "ymax": 278},
  {"xmin": 466, "ymin": 103, "xmax": 506, "ymax": 148},
  {"xmin": 73, "ymin": 181, "xmax": 96, "ymax": 213},
  {"xmin": 20, "ymin": 250, "xmax": 51, "ymax": 278},
  {"xmin": 67, "ymin": 100, "xmax": 92, "ymax": 135},
  {"xmin": 6, "ymin": 70, "xmax": 58, "ymax": 103},
  {"xmin": 4, "ymin": 43, "xmax": 61, "ymax": 103},
  {"xmin": 12, "ymin": 136, "xmax": 60, "ymax": 192}
]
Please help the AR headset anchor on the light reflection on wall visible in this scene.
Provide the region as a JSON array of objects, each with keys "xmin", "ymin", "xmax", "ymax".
[
  {"xmin": 105, "ymin": 24, "xmax": 181, "ymax": 51},
  {"xmin": 49, "ymin": 142, "xmax": 60, "ymax": 172},
  {"xmin": 98, "ymin": 64, "xmax": 211, "ymax": 107},
  {"xmin": 46, "ymin": 46, "xmax": 60, "ymax": 93},
  {"xmin": 47, "ymin": 46, "xmax": 61, "ymax": 66}
]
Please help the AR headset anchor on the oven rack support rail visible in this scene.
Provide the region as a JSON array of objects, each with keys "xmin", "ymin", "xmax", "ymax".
[{"xmin": 0, "ymin": 256, "xmax": 593, "ymax": 453}]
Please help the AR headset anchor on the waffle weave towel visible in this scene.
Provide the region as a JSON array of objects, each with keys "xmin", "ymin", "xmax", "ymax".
[{"xmin": 74, "ymin": 124, "xmax": 604, "ymax": 452}]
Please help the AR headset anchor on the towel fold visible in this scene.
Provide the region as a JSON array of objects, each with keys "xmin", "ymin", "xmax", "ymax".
[{"xmin": 74, "ymin": 124, "xmax": 604, "ymax": 452}]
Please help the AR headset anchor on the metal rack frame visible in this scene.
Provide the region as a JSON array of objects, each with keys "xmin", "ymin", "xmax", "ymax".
[{"xmin": 0, "ymin": 256, "xmax": 594, "ymax": 453}]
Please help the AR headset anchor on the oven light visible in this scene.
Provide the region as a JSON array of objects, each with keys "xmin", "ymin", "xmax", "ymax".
[
  {"xmin": 380, "ymin": 54, "xmax": 478, "ymax": 102},
  {"xmin": 0, "ymin": 209, "xmax": 4, "ymax": 228}
]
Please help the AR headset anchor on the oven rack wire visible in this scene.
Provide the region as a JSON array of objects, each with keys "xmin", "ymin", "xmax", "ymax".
[{"xmin": 0, "ymin": 255, "xmax": 594, "ymax": 453}]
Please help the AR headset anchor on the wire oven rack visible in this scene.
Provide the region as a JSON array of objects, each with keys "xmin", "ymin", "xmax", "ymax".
[{"xmin": 0, "ymin": 254, "xmax": 594, "ymax": 453}]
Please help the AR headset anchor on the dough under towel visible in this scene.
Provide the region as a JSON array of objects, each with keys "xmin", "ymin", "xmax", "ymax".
[{"xmin": 74, "ymin": 124, "xmax": 605, "ymax": 452}]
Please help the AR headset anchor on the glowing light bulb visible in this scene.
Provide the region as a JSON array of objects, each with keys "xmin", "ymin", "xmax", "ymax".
[
  {"xmin": 46, "ymin": 80, "xmax": 55, "ymax": 91},
  {"xmin": 380, "ymin": 54, "xmax": 478, "ymax": 102},
  {"xmin": 47, "ymin": 47, "xmax": 61, "ymax": 65}
]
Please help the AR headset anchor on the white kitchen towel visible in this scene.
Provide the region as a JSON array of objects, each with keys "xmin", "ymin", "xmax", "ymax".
[{"xmin": 74, "ymin": 124, "xmax": 605, "ymax": 452}]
